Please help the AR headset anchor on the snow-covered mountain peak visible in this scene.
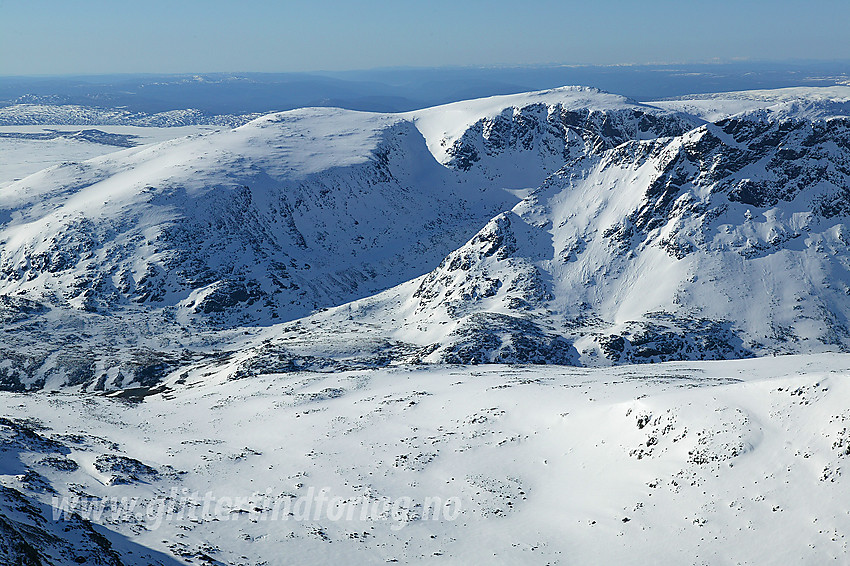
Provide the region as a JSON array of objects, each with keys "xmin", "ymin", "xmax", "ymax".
[
  {"xmin": 0, "ymin": 107, "xmax": 478, "ymax": 322},
  {"xmin": 407, "ymin": 86, "xmax": 698, "ymax": 189},
  {"xmin": 6, "ymin": 82, "xmax": 850, "ymax": 565},
  {"xmin": 231, "ymin": 107, "xmax": 409, "ymax": 177},
  {"xmin": 408, "ymin": 85, "xmax": 648, "ymax": 158}
]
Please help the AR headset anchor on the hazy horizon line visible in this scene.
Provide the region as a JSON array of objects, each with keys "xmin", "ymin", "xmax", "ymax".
[{"xmin": 3, "ymin": 58, "xmax": 849, "ymax": 80}]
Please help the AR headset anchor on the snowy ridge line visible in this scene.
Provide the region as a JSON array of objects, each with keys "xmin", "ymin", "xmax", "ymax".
[{"xmin": 649, "ymin": 85, "xmax": 850, "ymax": 121}]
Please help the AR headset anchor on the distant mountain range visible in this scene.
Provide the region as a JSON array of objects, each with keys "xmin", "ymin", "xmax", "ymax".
[{"xmin": 1, "ymin": 61, "xmax": 848, "ymax": 115}]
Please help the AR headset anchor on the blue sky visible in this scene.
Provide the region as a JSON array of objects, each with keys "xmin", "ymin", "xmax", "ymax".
[{"xmin": 1, "ymin": 0, "xmax": 848, "ymax": 76}]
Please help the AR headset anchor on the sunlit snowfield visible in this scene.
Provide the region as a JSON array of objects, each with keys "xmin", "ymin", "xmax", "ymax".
[
  {"xmin": 0, "ymin": 125, "xmax": 222, "ymax": 188},
  {"xmin": 3, "ymin": 354, "xmax": 850, "ymax": 564}
]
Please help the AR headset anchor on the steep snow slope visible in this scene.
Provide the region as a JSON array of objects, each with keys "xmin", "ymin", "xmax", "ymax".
[
  {"xmin": 5, "ymin": 87, "xmax": 850, "ymax": 564},
  {"xmin": 0, "ymin": 88, "xmax": 692, "ymax": 323},
  {"xmin": 0, "ymin": 109, "xmax": 504, "ymax": 326},
  {"xmin": 6, "ymin": 86, "xmax": 850, "ymax": 389},
  {"xmin": 521, "ymin": 118, "xmax": 850, "ymax": 360},
  {"xmin": 3, "ymin": 355, "xmax": 850, "ymax": 564}
]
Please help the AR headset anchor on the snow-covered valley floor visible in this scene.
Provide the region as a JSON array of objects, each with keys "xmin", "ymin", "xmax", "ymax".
[{"xmin": 3, "ymin": 354, "xmax": 850, "ymax": 564}]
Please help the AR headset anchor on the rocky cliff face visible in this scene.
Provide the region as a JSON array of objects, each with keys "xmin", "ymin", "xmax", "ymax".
[
  {"xmin": 0, "ymin": 416, "xmax": 176, "ymax": 565},
  {"xmin": 444, "ymin": 103, "xmax": 696, "ymax": 180},
  {"xmin": 428, "ymin": 113, "xmax": 850, "ymax": 364}
]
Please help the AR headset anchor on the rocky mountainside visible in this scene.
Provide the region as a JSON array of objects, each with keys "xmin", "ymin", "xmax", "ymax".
[
  {"xmin": 4, "ymin": 86, "xmax": 850, "ymax": 388},
  {"xmin": 225, "ymin": 92, "xmax": 850, "ymax": 375},
  {"xmin": 0, "ymin": 87, "xmax": 698, "ymax": 390}
]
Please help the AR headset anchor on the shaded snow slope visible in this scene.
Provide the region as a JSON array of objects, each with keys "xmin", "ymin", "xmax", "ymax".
[
  {"xmin": 0, "ymin": 89, "xmax": 692, "ymax": 325},
  {"xmin": 0, "ymin": 108, "xmax": 509, "ymax": 327}
]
